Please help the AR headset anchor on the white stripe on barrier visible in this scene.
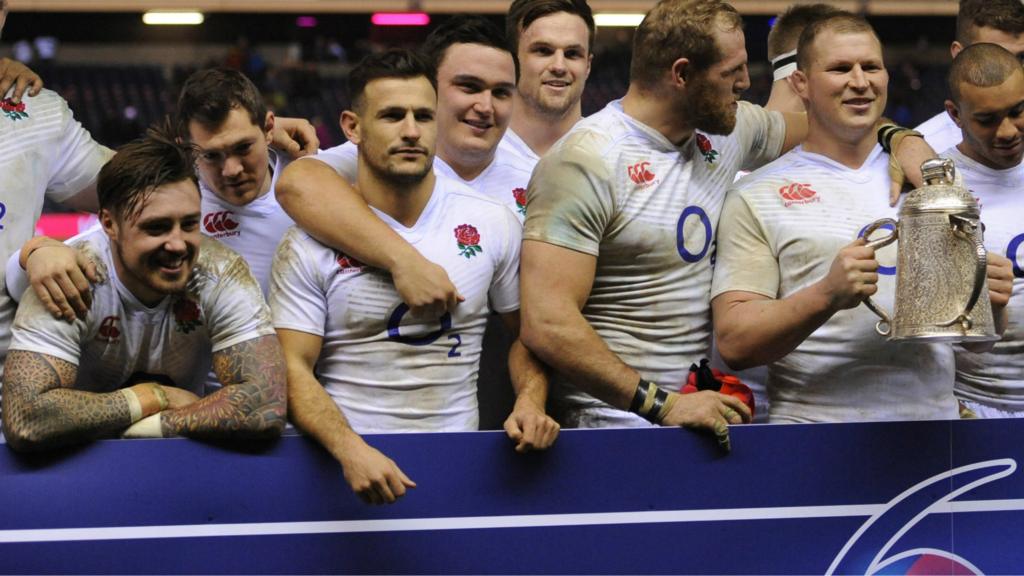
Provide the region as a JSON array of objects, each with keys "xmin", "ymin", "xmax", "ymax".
[{"xmin": 0, "ymin": 499, "xmax": 1020, "ymax": 544}]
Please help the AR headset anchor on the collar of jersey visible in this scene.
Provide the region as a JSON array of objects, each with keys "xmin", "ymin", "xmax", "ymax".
[
  {"xmin": 792, "ymin": 144, "xmax": 884, "ymax": 184},
  {"xmin": 367, "ymin": 176, "xmax": 444, "ymax": 244},
  {"xmin": 607, "ymin": 99, "xmax": 683, "ymax": 154},
  {"xmin": 99, "ymin": 234, "xmax": 174, "ymax": 318},
  {"xmin": 943, "ymin": 146, "xmax": 1024, "ymax": 192}
]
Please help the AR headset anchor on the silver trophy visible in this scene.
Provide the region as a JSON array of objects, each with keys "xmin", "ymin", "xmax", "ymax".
[{"xmin": 860, "ymin": 158, "xmax": 997, "ymax": 342}]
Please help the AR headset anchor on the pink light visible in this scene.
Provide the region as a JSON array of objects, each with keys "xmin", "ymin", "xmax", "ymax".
[
  {"xmin": 296, "ymin": 16, "xmax": 317, "ymax": 28},
  {"xmin": 371, "ymin": 12, "xmax": 430, "ymax": 26}
]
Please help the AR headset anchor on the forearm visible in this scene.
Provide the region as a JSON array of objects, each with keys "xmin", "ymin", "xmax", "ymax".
[
  {"xmin": 276, "ymin": 160, "xmax": 419, "ymax": 273},
  {"xmin": 521, "ymin": 306, "xmax": 640, "ymax": 410},
  {"xmin": 287, "ymin": 366, "xmax": 365, "ymax": 464},
  {"xmin": 508, "ymin": 338, "xmax": 548, "ymax": 409},
  {"xmin": 2, "ymin": 351, "xmax": 131, "ymax": 450},
  {"xmin": 714, "ymin": 286, "xmax": 836, "ymax": 370},
  {"xmin": 161, "ymin": 336, "xmax": 286, "ymax": 439}
]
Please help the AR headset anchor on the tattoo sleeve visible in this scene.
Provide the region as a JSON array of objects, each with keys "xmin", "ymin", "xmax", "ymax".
[
  {"xmin": 1, "ymin": 350, "xmax": 132, "ymax": 451},
  {"xmin": 160, "ymin": 335, "xmax": 287, "ymax": 439}
]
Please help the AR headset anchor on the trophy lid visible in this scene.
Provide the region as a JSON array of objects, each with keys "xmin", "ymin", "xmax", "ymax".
[
  {"xmin": 901, "ymin": 157, "xmax": 977, "ymax": 214},
  {"xmin": 921, "ymin": 157, "xmax": 956, "ymax": 185}
]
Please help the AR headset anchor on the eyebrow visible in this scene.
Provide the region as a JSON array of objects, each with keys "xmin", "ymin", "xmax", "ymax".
[
  {"xmin": 527, "ymin": 40, "xmax": 586, "ymax": 52},
  {"xmin": 451, "ymin": 74, "xmax": 516, "ymax": 90}
]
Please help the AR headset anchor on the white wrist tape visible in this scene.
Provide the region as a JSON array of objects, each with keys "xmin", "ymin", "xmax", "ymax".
[{"xmin": 121, "ymin": 388, "xmax": 143, "ymax": 423}]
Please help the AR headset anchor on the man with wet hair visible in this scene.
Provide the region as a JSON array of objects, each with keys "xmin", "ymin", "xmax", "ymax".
[
  {"xmin": 941, "ymin": 43, "xmax": 1024, "ymax": 418},
  {"xmin": 2, "ymin": 130, "xmax": 286, "ymax": 451}
]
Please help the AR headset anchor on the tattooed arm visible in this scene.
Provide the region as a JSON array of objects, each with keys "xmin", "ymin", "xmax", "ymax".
[
  {"xmin": 156, "ymin": 335, "xmax": 287, "ymax": 440},
  {"xmin": 1, "ymin": 350, "xmax": 164, "ymax": 451}
]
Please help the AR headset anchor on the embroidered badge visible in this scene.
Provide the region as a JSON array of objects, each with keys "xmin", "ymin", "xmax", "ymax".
[
  {"xmin": 335, "ymin": 251, "xmax": 366, "ymax": 272},
  {"xmin": 778, "ymin": 182, "xmax": 820, "ymax": 208},
  {"xmin": 1, "ymin": 98, "xmax": 28, "ymax": 121},
  {"xmin": 513, "ymin": 188, "xmax": 527, "ymax": 216},
  {"xmin": 627, "ymin": 161, "xmax": 656, "ymax": 185},
  {"xmin": 454, "ymin": 224, "xmax": 482, "ymax": 259},
  {"xmin": 696, "ymin": 133, "xmax": 719, "ymax": 164},
  {"xmin": 173, "ymin": 296, "xmax": 203, "ymax": 334}
]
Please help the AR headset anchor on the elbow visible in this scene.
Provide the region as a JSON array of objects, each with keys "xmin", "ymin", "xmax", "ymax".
[
  {"xmin": 519, "ymin": 310, "xmax": 564, "ymax": 369},
  {"xmin": 714, "ymin": 329, "xmax": 758, "ymax": 372},
  {"xmin": 3, "ymin": 420, "xmax": 46, "ymax": 453}
]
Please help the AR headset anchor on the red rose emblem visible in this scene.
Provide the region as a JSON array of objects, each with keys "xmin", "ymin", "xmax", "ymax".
[
  {"xmin": 513, "ymin": 188, "xmax": 527, "ymax": 215},
  {"xmin": 454, "ymin": 224, "xmax": 480, "ymax": 246},
  {"xmin": 173, "ymin": 297, "xmax": 203, "ymax": 333},
  {"xmin": 336, "ymin": 251, "xmax": 365, "ymax": 271},
  {"xmin": 1, "ymin": 98, "xmax": 29, "ymax": 120},
  {"xmin": 454, "ymin": 224, "xmax": 483, "ymax": 259},
  {"xmin": 696, "ymin": 134, "xmax": 713, "ymax": 154}
]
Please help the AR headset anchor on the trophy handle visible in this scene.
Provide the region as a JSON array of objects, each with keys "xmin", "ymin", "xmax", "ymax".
[
  {"xmin": 937, "ymin": 214, "xmax": 986, "ymax": 332},
  {"xmin": 860, "ymin": 218, "xmax": 898, "ymax": 336}
]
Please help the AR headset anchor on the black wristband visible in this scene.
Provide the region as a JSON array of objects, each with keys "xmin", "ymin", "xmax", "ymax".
[
  {"xmin": 629, "ymin": 377, "xmax": 650, "ymax": 413},
  {"xmin": 630, "ymin": 378, "xmax": 669, "ymax": 424},
  {"xmin": 877, "ymin": 124, "xmax": 902, "ymax": 153}
]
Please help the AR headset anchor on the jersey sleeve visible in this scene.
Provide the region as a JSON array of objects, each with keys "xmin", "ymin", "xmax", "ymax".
[
  {"xmin": 735, "ymin": 102, "xmax": 787, "ymax": 173},
  {"xmin": 309, "ymin": 141, "xmax": 358, "ymax": 183},
  {"xmin": 488, "ymin": 206, "xmax": 522, "ymax": 314},
  {"xmin": 710, "ymin": 187, "xmax": 781, "ymax": 300},
  {"xmin": 269, "ymin": 228, "xmax": 329, "ymax": 337},
  {"xmin": 45, "ymin": 96, "xmax": 113, "ymax": 203},
  {"xmin": 201, "ymin": 250, "xmax": 276, "ymax": 353},
  {"xmin": 8, "ymin": 288, "xmax": 85, "ymax": 366},
  {"xmin": 521, "ymin": 139, "xmax": 614, "ymax": 257}
]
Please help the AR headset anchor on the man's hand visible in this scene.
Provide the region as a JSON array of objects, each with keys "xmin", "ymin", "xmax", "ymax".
[
  {"xmin": 390, "ymin": 254, "xmax": 464, "ymax": 317},
  {"xmin": 987, "ymin": 252, "xmax": 1014, "ymax": 311},
  {"xmin": 0, "ymin": 58, "xmax": 43, "ymax": 103},
  {"xmin": 889, "ymin": 134, "xmax": 936, "ymax": 206},
  {"xmin": 818, "ymin": 238, "xmax": 880, "ymax": 311},
  {"xmin": 271, "ymin": 117, "xmax": 318, "ymax": 159},
  {"xmin": 503, "ymin": 395, "xmax": 560, "ymax": 453},
  {"xmin": 659, "ymin": 390, "xmax": 751, "ymax": 452},
  {"xmin": 339, "ymin": 438, "xmax": 417, "ymax": 505},
  {"xmin": 24, "ymin": 240, "xmax": 99, "ymax": 322},
  {"xmin": 159, "ymin": 386, "xmax": 202, "ymax": 410}
]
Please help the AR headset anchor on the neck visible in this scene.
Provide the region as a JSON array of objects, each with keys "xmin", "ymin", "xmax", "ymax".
[
  {"xmin": 802, "ymin": 122, "xmax": 876, "ymax": 169},
  {"xmin": 956, "ymin": 142, "xmax": 1020, "ymax": 172},
  {"xmin": 357, "ymin": 161, "xmax": 436, "ymax": 228},
  {"xmin": 764, "ymin": 81, "xmax": 805, "ymax": 114},
  {"xmin": 621, "ymin": 84, "xmax": 693, "ymax": 146},
  {"xmin": 437, "ymin": 144, "xmax": 494, "ymax": 182},
  {"xmin": 509, "ymin": 94, "xmax": 582, "ymax": 156}
]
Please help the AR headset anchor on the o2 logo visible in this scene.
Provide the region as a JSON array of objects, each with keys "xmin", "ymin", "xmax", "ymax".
[
  {"xmin": 0, "ymin": 201, "xmax": 6, "ymax": 230},
  {"xmin": 677, "ymin": 205, "xmax": 713, "ymax": 264},
  {"xmin": 386, "ymin": 303, "xmax": 462, "ymax": 358},
  {"xmin": 858, "ymin": 222, "xmax": 896, "ymax": 276},
  {"xmin": 1008, "ymin": 233, "xmax": 1024, "ymax": 279}
]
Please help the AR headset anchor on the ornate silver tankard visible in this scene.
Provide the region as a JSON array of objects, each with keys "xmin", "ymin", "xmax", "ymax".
[{"xmin": 859, "ymin": 158, "xmax": 996, "ymax": 342}]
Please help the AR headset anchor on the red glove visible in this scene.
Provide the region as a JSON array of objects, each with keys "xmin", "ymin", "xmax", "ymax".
[{"xmin": 681, "ymin": 360, "xmax": 756, "ymax": 418}]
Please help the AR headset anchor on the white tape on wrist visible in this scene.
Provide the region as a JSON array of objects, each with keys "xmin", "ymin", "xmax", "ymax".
[
  {"xmin": 122, "ymin": 413, "xmax": 164, "ymax": 439},
  {"xmin": 121, "ymin": 389, "xmax": 143, "ymax": 423}
]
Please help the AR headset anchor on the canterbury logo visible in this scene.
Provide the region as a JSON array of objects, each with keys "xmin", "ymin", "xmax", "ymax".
[
  {"xmin": 627, "ymin": 161, "xmax": 656, "ymax": 185},
  {"xmin": 778, "ymin": 183, "xmax": 820, "ymax": 207},
  {"xmin": 96, "ymin": 316, "xmax": 121, "ymax": 342},
  {"xmin": 203, "ymin": 211, "xmax": 239, "ymax": 234}
]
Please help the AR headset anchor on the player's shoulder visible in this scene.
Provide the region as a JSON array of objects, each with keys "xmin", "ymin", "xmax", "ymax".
[{"xmin": 438, "ymin": 173, "xmax": 513, "ymax": 215}]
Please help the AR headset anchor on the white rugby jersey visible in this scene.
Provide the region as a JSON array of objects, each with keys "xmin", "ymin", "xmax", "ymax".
[
  {"xmin": 0, "ymin": 90, "xmax": 112, "ymax": 371},
  {"xmin": 943, "ymin": 147, "xmax": 1024, "ymax": 411},
  {"xmin": 314, "ymin": 141, "xmax": 532, "ymax": 223},
  {"xmin": 270, "ymin": 174, "xmax": 521, "ymax": 433},
  {"xmin": 497, "ymin": 128, "xmax": 541, "ymax": 168},
  {"xmin": 523, "ymin": 99, "xmax": 786, "ymax": 420},
  {"xmin": 916, "ymin": 111, "xmax": 961, "ymax": 158},
  {"xmin": 200, "ymin": 150, "xmax": 294, "ymax": 295},
  {"xmin": 8, "ymin": 228, "xmax": 274, "ymax": 395},
  {"xmin": 711, "ymin": 146, "xmax": 958, "ymax": 423}
]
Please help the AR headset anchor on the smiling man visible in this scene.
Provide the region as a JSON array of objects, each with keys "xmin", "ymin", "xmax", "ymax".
[
  {"xmin": 2, "ymin": 131, "xmax": 286, "ymax": 451},
  {"xmin": 273, "ymin": 50, "xmax": 555, "ymax": 506},
  {"xmin": 941, "ymin": 43, "xmax": 1024, "ymax": 418},
  {"xmin": 709, "ymin": 13, "xmax": 1012, "ymax": 423}
]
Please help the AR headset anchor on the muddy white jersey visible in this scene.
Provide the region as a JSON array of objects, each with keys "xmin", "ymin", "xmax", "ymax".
[
  {"xmin": 310, "ymin": 140, "xmax": 359, "ymax": 183},
  {"xmin": 8, "ymin": 228, "xmax": 274, "ymax": 395},
  {"xmin": 943, "ymin": 147, "xmax": 1024, "ymax": 411},
  {"xmin": 916, "ymin": 111, "xmax": 961, "ymax": 159},
  {"xmin": 0, "ymin": 90, "xmax": 112, "ymax": 372},
  {"xmin": 524, "ymin": 99, "xmax": 786, "ymax": 418},
  {"xmin": 270, "ymin": 175, "xmax": 521, "ymax": 433},
  {"xmin": 200, "ymin": 150, "xmax": 294, "ymax": 296},
  {"xmin": 711, "ymin": 146, "xmax": 958, "ymax": 423},
  {"xmin": 497, "ymin": 128, "xmax": 541, "ymax": 170}
]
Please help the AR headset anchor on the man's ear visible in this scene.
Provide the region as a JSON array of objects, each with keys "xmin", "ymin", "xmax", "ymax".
[
  {"xmin": 100, "ymin": 208, "xmax": 118, "ymax": 242},
  {"xmin": 263, "ymin": 110, "xmax": 275, "ymax": 143},
  {"xmin": 951, "ymin": 41, "xmax": 964, "ymax": 59},
  {"xmin": 340, "ymin": 110, "xmax": 361, "ymax": 144},
  {"xmin": 945, "ymin": 99, "xmax": 963, "ymax": 128},
  {"xmin": 671, "ymin": 58, "xmax": 691, "ymax": 88},
  {"xmin": 791, "ymin": 69, "xmax": 810, "ymax": 100}
]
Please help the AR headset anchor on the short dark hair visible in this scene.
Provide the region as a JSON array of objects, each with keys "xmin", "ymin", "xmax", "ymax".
[
  {"xmin": 948, "ymin": 42, "xmax": 1022, "ymax": 103},
  {"xmin": 630, "ymin": 0, "xmax": 742, "ymax": 90},
  {"xmin": 767, "ymin": 3, "xmax": 844, "ymax": 60},
  {"xmin": 423, "ymin": 15, "xmax": 511, "ymax": 72},
  {"xmin": 98, "ymin": 124, "xmax": 198, "ymax": 222},
  {"xmin": 956, "ymin": 0, "xmax": 1024, "ymax": 45},
  {"xmin": 797, "ymin": 12, "xmax": 879, "ymax": 71},
  {"xmin": 175, "ymin": 67, "xmax": 267, "ymax": 139},
  {"xmin": 506, "ymin": 0, "xmax": 595, "ymax": 68},
  {"xmin": 347, "ymin": 49, "xmax": 438, "ymax": 113}
]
